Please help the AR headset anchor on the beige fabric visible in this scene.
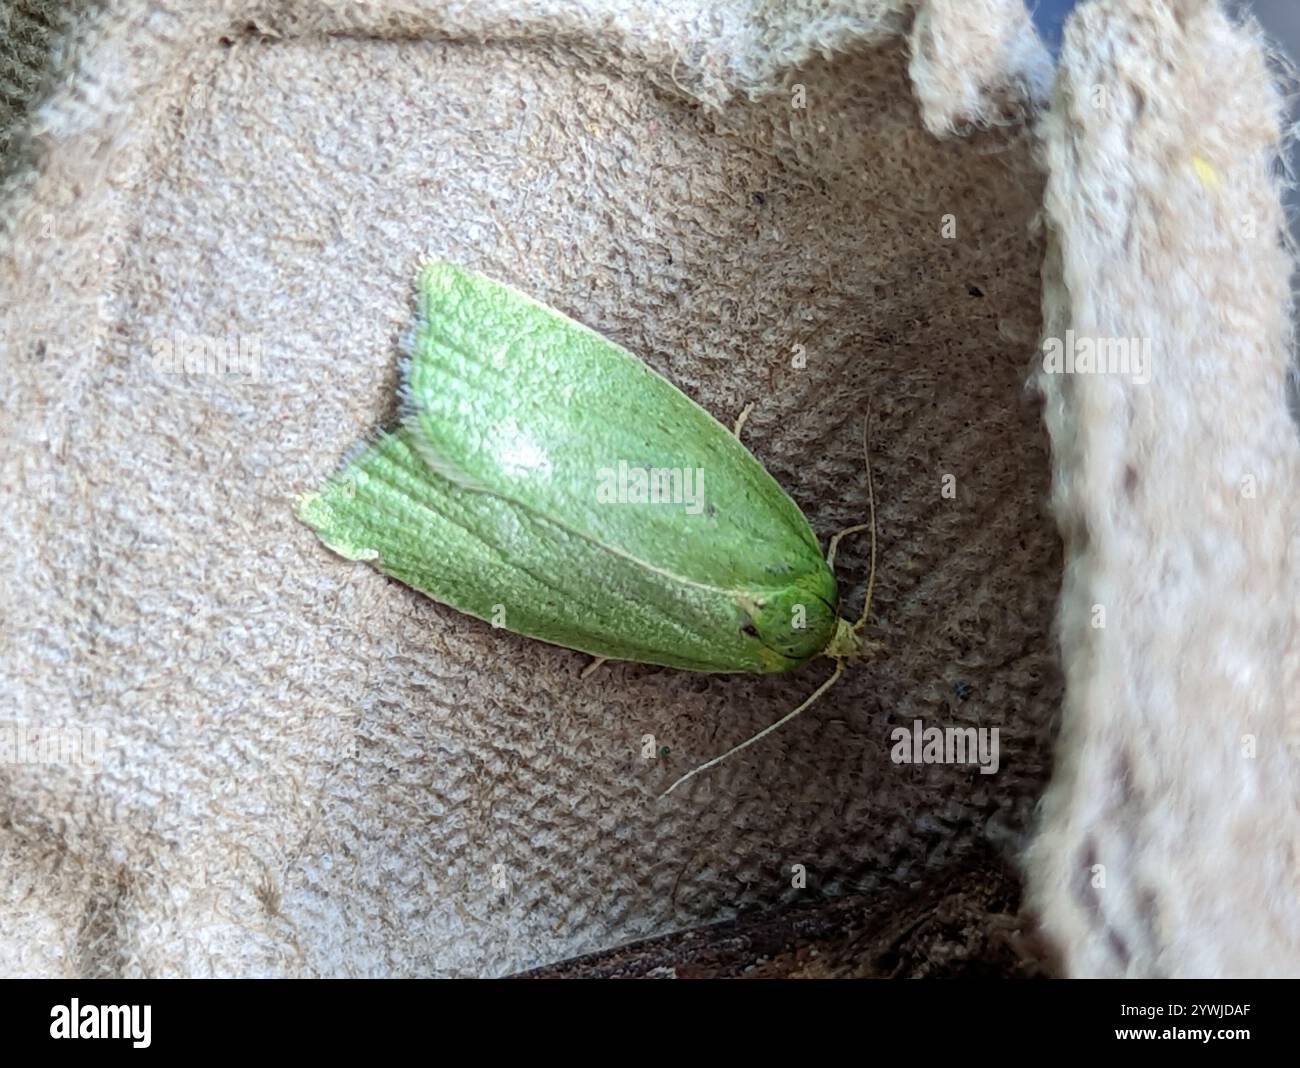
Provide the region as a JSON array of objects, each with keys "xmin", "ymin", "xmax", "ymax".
[
  {"xmin": 1024, "ymin": 0, "xmax": 1300, "ymax": 979},
  {"xmin": 0, "ymin": 0, "xmax": 1054, "ymax": 977},
  {"xmin": 1, "ymin": 0, "xmax": 1293, "ymax": 980}
]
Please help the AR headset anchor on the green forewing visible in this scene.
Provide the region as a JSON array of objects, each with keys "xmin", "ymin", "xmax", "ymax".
[{"xmin": 298, "ymin": 262, "xmax": 839, "ymax": 673}]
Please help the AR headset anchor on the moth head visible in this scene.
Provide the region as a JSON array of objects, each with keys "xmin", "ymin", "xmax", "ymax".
[{"xmin": 823, "ymin": 616, "xmax": 860, "ymax": 662}]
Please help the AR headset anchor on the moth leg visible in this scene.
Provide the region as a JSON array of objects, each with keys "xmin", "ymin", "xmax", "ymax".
[
  {"xmin": 580, "ymin": 656, "xmax": 609, "ymax": 679},
  {"xmin": 826, "ymin": 523, "xmax": 869, "ymax": 570},
  {"xmin": 731, "ymin": 402, "xmax": 754, "ymax": 439}
]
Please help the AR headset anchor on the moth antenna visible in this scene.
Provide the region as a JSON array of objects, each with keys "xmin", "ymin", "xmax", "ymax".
[
  {"xmin": 822, "ymin": 410, "xmax": 878, "ymax": 634},
  {"xmin": 854, "ymin": 408, "xmax": 877, "ymax": 635},
  {"xmin": 659, "ymin": 660, "xmax": 846, "ymax": 798},
  {"xmin": 580, "ymin": 656, "xmax": 608, "ymax": 679}
]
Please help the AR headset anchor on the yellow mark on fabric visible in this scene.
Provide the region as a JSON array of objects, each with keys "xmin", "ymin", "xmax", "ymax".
[{"xmin": 1192, "ymin": 155, "xmax": 1221, "ymax": 189}]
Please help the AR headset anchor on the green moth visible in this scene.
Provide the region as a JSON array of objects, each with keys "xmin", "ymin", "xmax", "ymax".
[{"xmin": 297, "ymin": 262, "xmax": 874, "ymax": 793}]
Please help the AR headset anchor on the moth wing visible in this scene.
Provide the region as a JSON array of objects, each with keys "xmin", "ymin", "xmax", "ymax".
[
  {"xmin": 401, "ymin": 262, "xmax": 830, "ymax": 607},
  {"xmin": 298, "ymin": 429, "xmax": 803, "ymax": 672}
]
